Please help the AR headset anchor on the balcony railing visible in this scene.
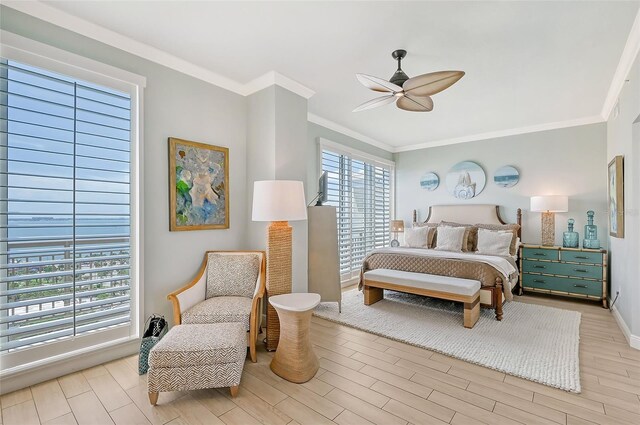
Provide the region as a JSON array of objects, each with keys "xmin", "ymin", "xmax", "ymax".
[{"xmin": 0, "ymin": 236, "xmax": 131, "ymax": 352}]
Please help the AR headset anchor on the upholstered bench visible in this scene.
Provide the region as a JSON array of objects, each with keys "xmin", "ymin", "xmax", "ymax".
[
  {"xmin": 147, "ymin": 323, "xmax": 245, "ymax": 405},
  {"xmin": 363, "ymin": 269, "xmax": 481, "ymax": 328}
]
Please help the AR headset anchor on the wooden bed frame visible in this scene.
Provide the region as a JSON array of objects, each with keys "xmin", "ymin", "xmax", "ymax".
[{"xmin": 410, "ymin": 205, "xmax": 522, "ymax": 320}]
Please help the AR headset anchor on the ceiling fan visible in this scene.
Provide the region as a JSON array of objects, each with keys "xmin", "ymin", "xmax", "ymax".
[{"xmin": 353, "ymin": 49, "xmax": 464, "ymax": 112}]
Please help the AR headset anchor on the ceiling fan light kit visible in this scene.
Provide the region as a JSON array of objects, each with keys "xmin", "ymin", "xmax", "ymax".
[{"xmin": 354, "ymin": 49, "xmax": 464, "ymax": 113}]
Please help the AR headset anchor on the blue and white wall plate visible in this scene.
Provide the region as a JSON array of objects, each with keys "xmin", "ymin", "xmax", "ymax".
[
  {"xmin": 494, "ymin": 165, "xmax": 519, "ymax": 188},
  {"xmin": 420, "ymin": 172, "xmax": 439, "ymax": 191}
]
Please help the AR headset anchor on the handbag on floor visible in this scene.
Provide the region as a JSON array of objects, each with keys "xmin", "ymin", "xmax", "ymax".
[{"xmin": 138, "ymin": 314, "xmax": 168, "ymax": 375}]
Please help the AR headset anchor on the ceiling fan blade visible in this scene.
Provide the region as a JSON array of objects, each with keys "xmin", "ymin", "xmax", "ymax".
[
  {"xmin": 403, "ymin": 71, "xmax": 465, "ymax": 96},
  {"xmin": 353, "ymin": 95, "xmax": 397, "ymax": 112},
  {"xmin": 356, "ymin": 73, "xmax": 403, "ymax": 93},
  {"xmin": 396, "ymin": 95, "xmax": 434, "ymax": 112}
]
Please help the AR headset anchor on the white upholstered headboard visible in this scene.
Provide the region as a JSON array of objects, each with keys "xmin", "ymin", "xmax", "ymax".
[{"xmin": 413, "ymin": 204, "xmax": 522, "ymax": 237}]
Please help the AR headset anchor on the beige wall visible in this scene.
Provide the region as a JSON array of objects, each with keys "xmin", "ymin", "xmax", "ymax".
[{"xmin": 394, "ymin": 123, "xmax": 608, "ymax": 247}]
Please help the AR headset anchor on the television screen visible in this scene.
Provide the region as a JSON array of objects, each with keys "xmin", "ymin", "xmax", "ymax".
[{"xmin": 317, "ymin": 171, "xmax": 328, "ymax": 206}]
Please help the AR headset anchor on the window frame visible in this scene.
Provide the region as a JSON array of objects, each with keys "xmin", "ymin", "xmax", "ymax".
[
  {"xmin": 0, "ymin": 31, "xmax": 145, "ymax": 376},
  {"xmin": 317, "ymin": 138, "xmax": 395, "ymax": 284}
]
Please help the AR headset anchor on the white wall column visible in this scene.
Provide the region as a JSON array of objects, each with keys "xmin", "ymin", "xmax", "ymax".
[{"xmin": 246, "ymin": 86, "xmax": 309, "ymax": 292}]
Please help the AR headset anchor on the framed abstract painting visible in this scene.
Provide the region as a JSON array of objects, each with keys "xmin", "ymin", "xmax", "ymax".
[
  {"xmin": 169, "ymin": 137, "xmax": 229, "ymax": 231},
  {"xmin": 608, "ymin": 155, "xmax": 624, "ymax": 238}
]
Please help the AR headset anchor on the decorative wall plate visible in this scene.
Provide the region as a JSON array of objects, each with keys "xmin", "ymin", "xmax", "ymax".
[
  {"xmin": 493, "ymin": 165, "xmax": 519, "ymax": 188},
  {"xmin": 420, "ymin": 172, "xmax": 439, "ymax": 191},
  {"xmin": 445, "ymin": 161, "xmax": 486, "ymax": 199}
]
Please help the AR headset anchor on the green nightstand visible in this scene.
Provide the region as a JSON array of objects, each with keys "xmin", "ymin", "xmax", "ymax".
[{"xmin": 519, "ymin": 244, "xmax": 608, "ymax": 308}]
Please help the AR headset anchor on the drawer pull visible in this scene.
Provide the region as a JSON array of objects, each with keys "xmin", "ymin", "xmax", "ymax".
[
  {"xmin": 574, "ymin": 269, "xmax": 588, "ymax": 273},
  {"xmin": 533, "ymin": 279, "xmax": 545, "ymax": 283},
  {"xmin": 533, "ymin": 253, "xmax": 546, "ymax": 256},
  {"xmin": 533, "ymin": 265, "xmax": 546, "ymax": 269},
  {"xmin": 573, "ymin": 284, "xmax": 588, "ymax": 288},
  {"xmin": 574, "ymin": 256, "xmax": 589, "ymax": 259}
]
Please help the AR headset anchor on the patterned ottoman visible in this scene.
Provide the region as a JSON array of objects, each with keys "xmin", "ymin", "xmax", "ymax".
[{"xmin": 147, "ymin": 323, "xmax": 246, "ymax": 405}]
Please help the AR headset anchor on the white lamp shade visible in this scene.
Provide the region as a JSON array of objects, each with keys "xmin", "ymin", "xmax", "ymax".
[
  {"xmin": 252, "ymin": 180, "xmax": 307, "ymax": 222},
  {"xmin": 530, "ymin": 195, "xmax": 568, "ymax": 213}
]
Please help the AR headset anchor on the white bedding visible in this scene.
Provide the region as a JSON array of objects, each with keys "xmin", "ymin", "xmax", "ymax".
[{"xmin": 367, "ymin": 247, "xmax": 519, "ymax": 299}]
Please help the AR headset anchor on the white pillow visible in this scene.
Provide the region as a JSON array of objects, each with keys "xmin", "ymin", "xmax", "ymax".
[
  {"xmin": 403, "ymin": 227, "xmax": 430, "ymax": 248},
  {"xmin": 476, "ymin": 228, "xmax": 513, "ymax": 256},
  {"xmin": 434, "ymin": 226, "xmax": 466, "ymax": 252}
]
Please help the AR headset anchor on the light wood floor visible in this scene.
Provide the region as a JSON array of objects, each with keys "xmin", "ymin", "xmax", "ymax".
[{"xmin": 1, "ymin": 293, "xmax": 639, "ymax": 425}]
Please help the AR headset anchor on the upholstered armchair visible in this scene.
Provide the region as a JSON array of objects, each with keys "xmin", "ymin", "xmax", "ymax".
[{"xmin": 167, "ymin": 251, "xmax": 266, "ymax": 362}]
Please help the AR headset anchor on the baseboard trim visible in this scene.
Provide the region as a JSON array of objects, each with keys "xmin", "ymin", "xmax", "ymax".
[
  {"xmin": 0, "ymin": 338, "xmax": 140, "ymax": 394},
  {"xmin": 610, "ymin": 303, "xmax": 640, "ymax": 350},
  {"xmin": 341, "ymin": 277, "xmax": 359, "ymax": 288}
]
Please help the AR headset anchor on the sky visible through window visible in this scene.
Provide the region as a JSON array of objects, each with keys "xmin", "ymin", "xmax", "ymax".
[{"xmin": 3, "ymin": 59, "xmax": 131, "ymax": 241}]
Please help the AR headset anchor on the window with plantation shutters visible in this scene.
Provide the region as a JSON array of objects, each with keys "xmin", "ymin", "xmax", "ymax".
[
  {"xmin": 0, "ymin": 53, "xmax": 140, "ymax": 366},
  {"xmin": 320, "ymin": 142, "xmax": 394, "ymax": 281}
]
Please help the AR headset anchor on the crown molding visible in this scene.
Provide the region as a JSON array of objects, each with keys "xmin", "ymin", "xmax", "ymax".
[
  {"xmin": 272, "ymin": 72, "xmax": 315, "ymax": 99},
  {"xmin": 601, "ymin": 7, "xmax": 640, "ymax": 121},
  {"xmin": 0, "ymin": 30, "xmax": 147, "ymax": 88},
  {"xmin": 5, "ymin": 1, "xmax": 626, "ymax": 153},
  {"xmin": 307, "ymin": 113, "xmax": 394, "ymax": 153},
  {"xmin": 242, "ymin": 71, "xmax": 315, "ymax": 98},
  {"xmin": 308, "ymin": 114, "xmax": 605, "ymax": 154},
  {"xmin": 2, "ymin": 0, "xmax": 314, "ymax": 99},
  {"xmin": 2, "ymin": 0, "xmax": 245, "ymax": 93},
  {"xmin": 394, "ymin": 115, "xmax": 605, "ymax": 152}
]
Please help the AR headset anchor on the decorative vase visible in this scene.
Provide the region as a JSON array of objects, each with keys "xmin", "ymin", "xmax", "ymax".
[
  {"xmin": 563, "ymin": 218, "xmax": 579, "ymax": 248},
  {"xmin": 583, "ymin": 210, "xmax": 600, "ymax": 249}
]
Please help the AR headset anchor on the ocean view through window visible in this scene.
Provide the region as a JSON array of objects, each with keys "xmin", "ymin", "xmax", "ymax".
[
  {"xmin": 320, "ymin": 143, "xmax": 393, "ymax": 282},
  {"xmin": 0, "ymin": 57, "xmax": 137, "ymax": 365}
]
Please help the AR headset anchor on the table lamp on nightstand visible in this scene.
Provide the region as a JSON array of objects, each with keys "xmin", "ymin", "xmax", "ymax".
[
  {"xmin": 390, "ymin": 220, "xmax": 404, "ymax": 247},
  {"xmin": 530, "ymin": 195, "xmax": 568, "ymax": 246}
]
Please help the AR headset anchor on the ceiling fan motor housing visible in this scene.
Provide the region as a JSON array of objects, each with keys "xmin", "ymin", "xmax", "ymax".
[{"xmin": 390, "ymin": 49, "xmax": 409, "ymax": 87}]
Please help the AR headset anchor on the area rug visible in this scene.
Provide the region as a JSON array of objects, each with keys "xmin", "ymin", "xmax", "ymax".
[{"xmin": 314, "ymin": 289, "xmax": 581, "ymax": 392}]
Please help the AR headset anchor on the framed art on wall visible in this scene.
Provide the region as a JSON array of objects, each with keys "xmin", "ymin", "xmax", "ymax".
[
  {"xmin": 169, "ymin": 137, "xmax": 229, "ymax": 231},
  {"xmin": 608, "ymin": 155, "xmax": 624, "ymax": 238}
]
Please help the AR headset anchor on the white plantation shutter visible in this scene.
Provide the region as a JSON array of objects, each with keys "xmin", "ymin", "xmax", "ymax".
[
  {"xmin": 320, "ymin": 143, "xmax": 393, "ymax": 280},
  {"xmin": 0, "ymin": 57, "xmax": 138, "ymax": 361}
]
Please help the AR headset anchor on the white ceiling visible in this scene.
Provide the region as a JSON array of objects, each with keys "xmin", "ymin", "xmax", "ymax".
[{"xmin": 16, "ymin": 1, "xmax": 640, "ymax": 151}]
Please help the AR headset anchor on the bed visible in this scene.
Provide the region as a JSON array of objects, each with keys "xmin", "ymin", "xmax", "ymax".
[{"xmin": 359, "ymin": 204, "xmax": 522, "ymax": 320}]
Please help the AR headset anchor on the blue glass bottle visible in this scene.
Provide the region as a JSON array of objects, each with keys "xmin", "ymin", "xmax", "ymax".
[
  {"xmin": 583, "ymin": 210, "xmax": 600, "ymax": 249},
  {"xmin": 563, "ymin": 218, "xmax": 579, "ymax": 248}
]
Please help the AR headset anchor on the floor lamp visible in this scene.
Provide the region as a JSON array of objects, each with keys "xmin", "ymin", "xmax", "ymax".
[{"xmin": 252, "ymin": 180, "xmax": 307, "ymax": 351}]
